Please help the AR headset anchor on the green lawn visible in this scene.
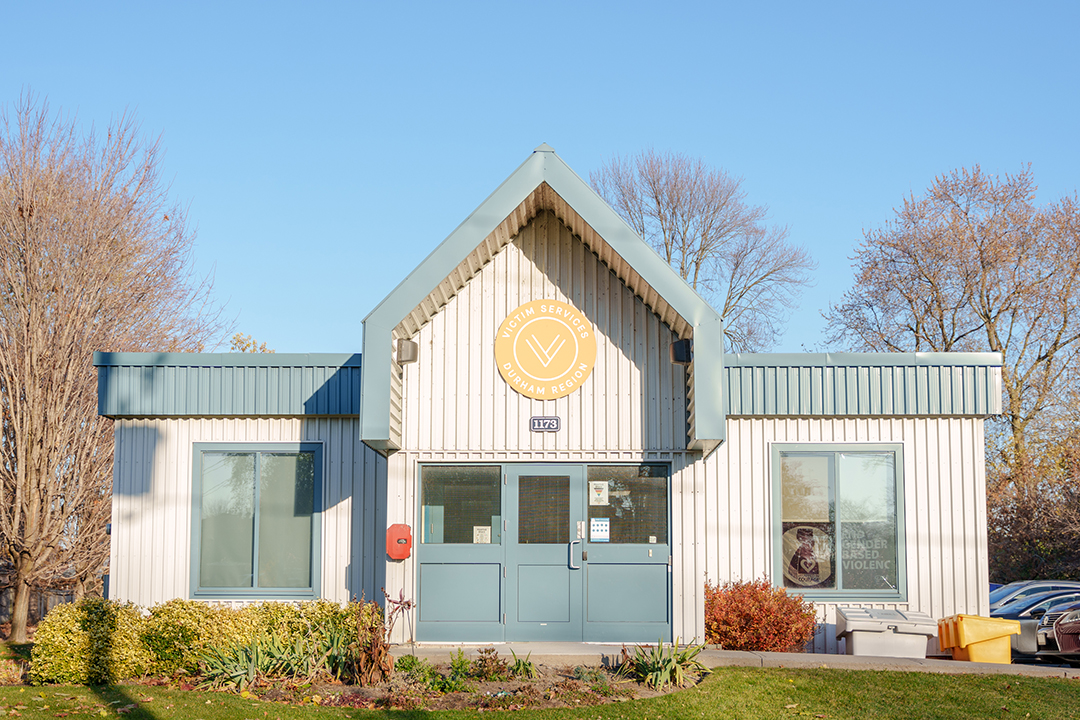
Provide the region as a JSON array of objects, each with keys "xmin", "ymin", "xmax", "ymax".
[{"xmin": 0, "ymin": 668, "xmax": 1077, "ymax": 720}]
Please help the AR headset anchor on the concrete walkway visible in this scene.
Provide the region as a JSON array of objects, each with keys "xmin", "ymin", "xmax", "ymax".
[{"xmin": 394, "ymin": 642, "xmax": 1080, "ymax": 680}]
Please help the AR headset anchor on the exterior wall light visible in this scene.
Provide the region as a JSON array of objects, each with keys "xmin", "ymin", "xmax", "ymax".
[
  {"xmin": 397, "ymin": 339, "xmax": 419, "ymax": 364},
  {"xmin": 670, "ymin": 338, "xmax": 692, "ymax": 365}
]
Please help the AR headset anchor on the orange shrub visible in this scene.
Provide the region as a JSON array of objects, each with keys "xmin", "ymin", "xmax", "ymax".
[{"xmin": 704, "ymin": 578, "xmax": 817, "ymax": 652}]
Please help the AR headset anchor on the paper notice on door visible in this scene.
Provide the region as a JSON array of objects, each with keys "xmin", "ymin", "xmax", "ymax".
[
  {"xmin": 473, "ymin": 526, "xmax": 491, "ymax": 544},
  {"xmin": 590, "ymin": 518, "xmax": 610, "ymax": 542},
  {"xmin": 589, "ymin": 481, "xmax": 609, "ymax": 506}
]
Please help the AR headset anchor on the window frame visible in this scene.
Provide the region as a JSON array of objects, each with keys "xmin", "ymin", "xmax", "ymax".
[
  {"xmin": 770, "ymin": 443, "xmax": 907, "ymax": 602},
  {"xmin": 190, "ymin": 442, "xmax": 323, "ymax": 600}
]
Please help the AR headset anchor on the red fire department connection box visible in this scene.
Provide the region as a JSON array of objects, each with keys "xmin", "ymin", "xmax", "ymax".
[{"xmin": 386, "ymin": 524, "xmax": 412, "ymax": 560}]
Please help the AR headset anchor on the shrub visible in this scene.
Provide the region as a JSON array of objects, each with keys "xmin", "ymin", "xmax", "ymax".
[
  {"xmin": 616, "ymin": 638, "xmax": 710, "ymax": 689},
  {"xmin": 509, "ymin": 649, "xmax": 539, "ymax": 680},
  {"xmin": 471, "ymin": 646, "xmax": 509, "ymax": 681},
  {"xmin": 0, "ymin": 658, "xmax": 27, "ymax": 685},
  {"xmin": 32, "ymin": 596, "xmax": 387, "ymax": 687},
  {"xmin": 143, "ymin": 599, "xmax": 215, "ymax": 677},
  {"xmin": 31, "ymin": 598, "xmax": 153, "ymax": 685},
  {"xmin": 704, "ymin": 578, "xmax": 817, "ymax": 652}
]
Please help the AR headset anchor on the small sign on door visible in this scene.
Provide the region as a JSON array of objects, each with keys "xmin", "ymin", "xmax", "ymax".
[
  {"xmin": 589, "ymin": 481, "xmax": 609, "ymax": 506},
  {"xmin": 590, "ymin": 517, "xmax": 610, "ymax": 542}
]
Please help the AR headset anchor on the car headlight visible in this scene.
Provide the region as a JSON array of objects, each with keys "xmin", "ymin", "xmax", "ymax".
[{"xmin": 1058, "ymin": 609, "xmax": 1080, "ymax": 625}]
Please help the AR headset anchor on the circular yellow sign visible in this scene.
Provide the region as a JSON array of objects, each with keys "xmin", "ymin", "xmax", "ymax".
[{"xmin": 494, "ymin": 299, "xmax": 596, "ymax": 400}]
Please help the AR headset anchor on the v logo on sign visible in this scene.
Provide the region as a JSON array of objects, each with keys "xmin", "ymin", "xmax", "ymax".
[{"xmin": 525, "ymin": 334, "xmax": 566, "ymax": 368}]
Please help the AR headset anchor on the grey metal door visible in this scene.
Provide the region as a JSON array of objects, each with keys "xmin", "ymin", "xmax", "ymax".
[
  {"xmin": 504, "ymin": 465, "xmax": 585, "ymax": 641},
  {"xmin": 580, "ymin": 464, "xmax": 672, "ymax": 642}
]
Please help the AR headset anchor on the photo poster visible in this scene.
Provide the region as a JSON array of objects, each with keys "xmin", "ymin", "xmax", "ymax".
[{"xmin": 780, "ymin": 523, "xmax": 835, "ymax": 589}]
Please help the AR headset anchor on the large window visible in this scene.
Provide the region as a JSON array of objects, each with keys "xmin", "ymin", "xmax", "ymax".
[
  {"xmin": 772, "ymin": 444, "xmax": 905, "ymax": 599},
  {"xmin": 192, "ymin": 443, "xmax": 321, "ymax": 598}
]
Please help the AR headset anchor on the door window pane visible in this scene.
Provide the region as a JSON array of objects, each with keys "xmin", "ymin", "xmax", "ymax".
[
  {"xmin": 518, "ymin": 475, "xmax": 569, "ymax": 544},
  {"xmin": 586, "ymin": 465, "xmax": 668, "ymax": 543},
  {"xmin": 421, "ymin": 466, "xmax": 502, "ymax": 544}
]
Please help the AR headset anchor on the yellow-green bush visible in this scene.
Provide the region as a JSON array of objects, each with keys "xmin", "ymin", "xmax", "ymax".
[
  {"xmin": 31, "ymin": 598, "xmax": 153, "ymax": 685},
  {"xmin": 32, "ymin": 598, "xmax": 382, "ymax": 685},
  {"xmin": 141, "ymin": 600, "xmax": 255, "ymax": 677}
]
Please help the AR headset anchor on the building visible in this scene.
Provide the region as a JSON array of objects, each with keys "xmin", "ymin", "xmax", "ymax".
[{"xmin": 95, "ymin": 145, "xmax": 1002, "ymax": 652}]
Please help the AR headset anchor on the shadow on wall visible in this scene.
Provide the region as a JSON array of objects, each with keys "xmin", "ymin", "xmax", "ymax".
[
  {"xmin": 102, "ymin": 354, "xmax": 386, "ymax": 607},
  {"xmin": 302, "ymin": 358, "xmax": 387, "ymax": 604}
]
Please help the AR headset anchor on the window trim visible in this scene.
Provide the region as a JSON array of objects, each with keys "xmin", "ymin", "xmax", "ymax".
[
  {"xmin": 190, "ymin": 442, "xmax": 323, "ymax": 600},
  {"xmin": 770, "ymin": 443, "xmax": 907, "ymax": 602}
]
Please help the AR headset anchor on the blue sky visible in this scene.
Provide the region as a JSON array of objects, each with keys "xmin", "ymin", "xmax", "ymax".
[{"xmin": 5, "ymin": 1, "xmax": 1078, "ymax": 353}]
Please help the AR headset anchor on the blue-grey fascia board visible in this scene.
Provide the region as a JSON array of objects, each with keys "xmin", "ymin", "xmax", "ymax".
[
  {"xmin": 727, "ymin": 352, "xmax": 1003, "ymax": 368},
  {"xmin": 93, "ymin": 352, "xmax": 361, "ymax": 368},
  {"xmin": 690, "ymin": 314, "xmax": 726, "ymax": 445},
  {"xmin": 359, "ymin": 318, "xmax": 394, "ymax": 450},
  {"xmin": 361, "ymin": 147, "xmax": 724, "ymax": 451}
]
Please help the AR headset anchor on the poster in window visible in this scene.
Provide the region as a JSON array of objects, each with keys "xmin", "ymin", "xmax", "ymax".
[
  {"xmin": 781, "ymin": 523, "xmax": 835, "ymax": 589},
  {"xmin": 840, "ymin": 522, "xmax": 898, "ymax": 590}
]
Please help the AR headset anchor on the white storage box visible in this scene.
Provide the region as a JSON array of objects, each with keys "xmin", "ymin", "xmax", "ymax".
[{"xmin": 836, "ymin": 608, "xmax": 937, "ymax": 658}]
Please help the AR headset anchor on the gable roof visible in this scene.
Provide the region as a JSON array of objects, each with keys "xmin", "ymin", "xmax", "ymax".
[{"xmin": 360, "ymin": 145, "xmax": 725, "ymax": 455}]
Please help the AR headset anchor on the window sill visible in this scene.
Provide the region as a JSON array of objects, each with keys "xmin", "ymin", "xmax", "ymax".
[
  {"xmin": 784, "ymin": 589, "xmax": 908, "ymax": 603},
  {"xmin": 192, "ymin": 589, "xmax": 318, "ymax": 601}
]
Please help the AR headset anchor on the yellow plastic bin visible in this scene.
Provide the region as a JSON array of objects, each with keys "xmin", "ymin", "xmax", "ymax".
[{"xmin": 937, "ymin": 614, "xmax": 1020, "ymax": 664}]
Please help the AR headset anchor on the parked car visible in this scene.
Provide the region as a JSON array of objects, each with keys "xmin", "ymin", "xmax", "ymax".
[
  {"xmin": 989, "ymin": 580, "xmax": 1080, "ymax": 610},
  {"xmin": 1053, "ymin": 609, "xmax": 1080, "ymax": 666},
  {"xmin": 991, "ymin": 589, "xmax": 1080, "ymax": 657},
  {"xmin": 1036, "ymin": 599, "xmax": 1080, "ymax": 653}
]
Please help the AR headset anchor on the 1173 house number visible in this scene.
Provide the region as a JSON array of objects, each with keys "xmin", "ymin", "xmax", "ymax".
[{"xmin": 530, "ymin": 416, "xmax": 561, "ymax": 432}]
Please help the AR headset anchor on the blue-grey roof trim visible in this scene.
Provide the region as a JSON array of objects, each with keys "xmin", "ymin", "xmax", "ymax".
[
  {"xmin": 724, "ymin": 352, "xmax": 1003, "ymax": 417},
  {"xmin": 361, "ymin": 146, "xmax": 725, "ymax": 454},
  {"xmin": 95, "ymin": 352, "xmax": 362, "ymax": 418},
  {"xmin": 94, "ymin": 352, "xmax": 361, "ymax": 368},
  {"xmin": 727, "ymin": 352, "xmax": 1003, "ymax": 368}
]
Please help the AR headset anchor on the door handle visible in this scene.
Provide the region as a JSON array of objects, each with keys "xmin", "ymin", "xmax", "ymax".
[{"xmin": 569, "ymin": 539, "xmax": 581, "ymax": 569}]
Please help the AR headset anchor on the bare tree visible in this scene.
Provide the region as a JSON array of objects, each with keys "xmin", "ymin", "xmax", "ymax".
[
  {"xmin": 827, "ymin": 165, "xmax": 1080, "ymax": 581},
  {"xmin": 591, "ymin": 149, "xmax": 815, "ymax": 351},
  {"xmin": 827, "ymin": 165, "xmax": 1080, "ymax": 461},
  {"xmin": 0, "ymin": 95, "xmax": 225, "ymax": 641}
]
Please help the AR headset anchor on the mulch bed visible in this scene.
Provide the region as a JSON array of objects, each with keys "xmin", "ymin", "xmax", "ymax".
[{"xmin": 307, "ymin": 663, "xmax": 693, "ymax": 712}]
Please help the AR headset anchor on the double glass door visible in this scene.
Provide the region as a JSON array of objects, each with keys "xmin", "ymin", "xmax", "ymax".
[{"xmin": 416, "ymin": 463, "xmax": 671, "ymax": 642}]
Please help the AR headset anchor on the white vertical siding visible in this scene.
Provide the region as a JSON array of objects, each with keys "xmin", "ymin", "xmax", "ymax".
[
  {"xmin": 400, "ymin": 211, "xmax": 688, "ymax": 454},
  {"xmin": 109, "ymin": 417, "xmax": 386, "ymax": 608},
  {"xmin": 688, "ymin": 417, "xmax": 990, "ymax": 652}
]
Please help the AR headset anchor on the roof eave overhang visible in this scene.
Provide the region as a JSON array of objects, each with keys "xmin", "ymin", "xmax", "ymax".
[{"xmin": 361, "ymin": 147, "xmax": 725, "ymax": 455}]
